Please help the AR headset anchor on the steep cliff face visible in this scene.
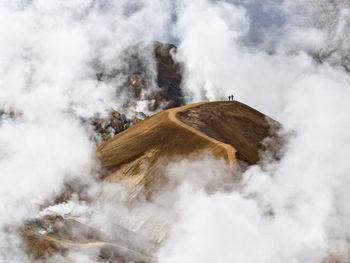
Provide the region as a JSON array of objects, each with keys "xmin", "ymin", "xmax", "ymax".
[{"xmin": 154, "ymin": 42, "xmax": 183, "ymax": 108}]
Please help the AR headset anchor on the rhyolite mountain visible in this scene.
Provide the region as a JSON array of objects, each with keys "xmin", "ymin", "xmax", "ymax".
[{"xmin": 23, "ymin": 98, "xmax": 286, "ymax": 262}]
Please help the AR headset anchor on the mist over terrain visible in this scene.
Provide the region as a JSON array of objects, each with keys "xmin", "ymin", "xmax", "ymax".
[{"xmin": 1, "ymin": 0, "xmax": 350, "ymax": 262}]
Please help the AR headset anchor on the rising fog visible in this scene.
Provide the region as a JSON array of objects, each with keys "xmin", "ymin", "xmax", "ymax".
[{"xmin": 1, "ymin": 0, "xmax": 350, "ymax": 262}]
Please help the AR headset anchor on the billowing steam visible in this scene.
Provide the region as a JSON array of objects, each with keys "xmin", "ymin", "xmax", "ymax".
[
  {"xmin": 161, "ymin": 1, "xmax": 350, "ymax": 262},
  {"xmin": 0, "ymin": 1, "xmax": 172, "ymax": 261},
  {"xmin": 1, "ymin": 0, "xmax": 350, "ymax": 262}
]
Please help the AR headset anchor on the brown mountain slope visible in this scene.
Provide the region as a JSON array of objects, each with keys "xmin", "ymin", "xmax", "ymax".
[
  {"xmin": 97, "ymin": 101, "xmax": 281, "ymax": 197},
  {"xmin": 176, "ymin": 101, "xmax": 282, "ymax": 164},
  {"xmin": 23, "ymin": 101, "xmax": 283, "ymax": 261},
  {"xmin": 23, "ymin": 217, "xmax": 157, "ymax": 262}
]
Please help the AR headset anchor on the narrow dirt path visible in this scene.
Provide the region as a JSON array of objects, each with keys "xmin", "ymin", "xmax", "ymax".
[{"xmin": 167, "ymin": 102, "xmax": 237, "ymax": 165}]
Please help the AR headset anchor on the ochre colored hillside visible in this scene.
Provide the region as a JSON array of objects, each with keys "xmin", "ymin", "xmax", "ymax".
[
  {"xmin": 23, "ymin": 101, "xmax": 283, "ymax": 261},
  {"xmin": 176, "ymin": 101, "xmax": 282, "ymax": 164},
  {"xmin": 97, "ymin": 101, "xmax": 281, "ymax": 197},
  {"xmin": 23, "ymin": 216, "xmax": 157, "ymax": 262}
]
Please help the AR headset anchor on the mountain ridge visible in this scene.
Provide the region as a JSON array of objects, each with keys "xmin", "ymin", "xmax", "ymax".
[{"xmin": 98, "ymin": 100, "xmax": 281, "ymax": 197}]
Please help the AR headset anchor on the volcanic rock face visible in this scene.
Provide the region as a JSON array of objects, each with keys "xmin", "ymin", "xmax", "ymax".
[
  {"xmin": 90, "ymin": 110, "xmax": 144, "ymax": 143},
  {"xmin": 91, "ymin": 42, "xmax": 184, "ymax": 143},
  {"xmin": 126, "ymin": 42, "xmax": 184, "ymax": 111}
]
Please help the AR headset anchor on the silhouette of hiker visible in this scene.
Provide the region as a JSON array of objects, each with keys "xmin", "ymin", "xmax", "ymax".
[
  {"xmin": 231, "ymin": 94, "xmax": 234, "ymax": 101},
  {"xmin": 228, "ymin": 95, "xmax": 231, "ymax": 101}
]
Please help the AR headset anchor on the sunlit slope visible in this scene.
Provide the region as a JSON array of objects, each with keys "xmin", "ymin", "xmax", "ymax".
[
  {"xmin": 177, "ymin": 101, "xmax": 281, "ymax": 164},
  {"xmin": 23, "ymin": 101, "xmax": 281, "ymax": 260},
  {"xmin": 97, "ymin": 101, "xmax": 280, "ymax": 196}
]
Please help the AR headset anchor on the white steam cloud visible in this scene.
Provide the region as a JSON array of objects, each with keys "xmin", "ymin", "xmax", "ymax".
[
  {"xmin": 0, "ymin": 0, "xmax": 172, "ymax": 261},
  {"xmin": 1, "ymin": 0, "xmax": 350, "ymax": 262},
  {"xmin": 160, "ymin": 1, "xmax": 350, "ymax": 262}
]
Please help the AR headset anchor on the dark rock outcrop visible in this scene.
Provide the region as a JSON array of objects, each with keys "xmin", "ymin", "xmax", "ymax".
[
  {"xmin": 154, "ymin": 42, "xmax": 183, "ymax": 107},
  {"xmin": 90, "ymin": 110, "xmax": 145, "ymax": 143},
  {"xmin": 92, "ymin": 42, "xmax": 184, "ymax": 142},
  {"xmin": 126, "ymin": 42, "xmax": 184, "ymax": 111}
]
